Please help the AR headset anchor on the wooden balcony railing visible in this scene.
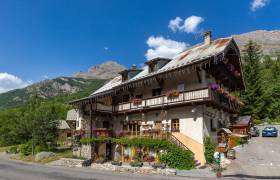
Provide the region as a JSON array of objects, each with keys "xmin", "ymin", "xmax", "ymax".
[
  {"xmin": 115, "ymin": 88, "xmax": 210, "ymax": 112},
  {"xmin": 80, "ymin": 129, "xmax": 114, "ymax": 138},
  {"xmin": 93, "ymin": 88, "xmax": 241, "ymax": 113}
]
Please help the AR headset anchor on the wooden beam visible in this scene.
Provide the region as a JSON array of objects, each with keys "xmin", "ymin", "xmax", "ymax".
[{"xmin": 196, "ymin": 68, "xmax": 202, "ymax": 83}]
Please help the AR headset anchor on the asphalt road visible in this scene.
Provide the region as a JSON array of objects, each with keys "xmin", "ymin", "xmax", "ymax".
[{"xmin": 223, "ymin": 135, "xmax": 280, "ymax": 179}]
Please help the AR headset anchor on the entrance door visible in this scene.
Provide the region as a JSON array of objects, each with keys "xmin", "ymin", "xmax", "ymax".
[{"xmin": 106, "ymin": 143, "xmax": 112, "ymax": 160}]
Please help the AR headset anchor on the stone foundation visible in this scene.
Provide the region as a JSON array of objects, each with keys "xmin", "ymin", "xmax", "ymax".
[
  {"xmin": 47, "ymin": 158, "xmax": 84, "ymax": 167},
  {"xmin": 91, "ymin": 163, "xmax": 176, "ymax": 176}
]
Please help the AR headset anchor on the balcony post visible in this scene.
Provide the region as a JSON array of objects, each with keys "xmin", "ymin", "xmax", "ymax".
[{"xmin": 90, "ymin": 102, "xmax": 93, "ymax": 138}]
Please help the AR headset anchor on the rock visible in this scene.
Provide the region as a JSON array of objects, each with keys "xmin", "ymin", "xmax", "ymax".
[
  {"xmin": 47, "ymin": 158, "xmax": 84, "ymax": 167},
  {"xmin": 90, "ymin": 162, "xmax": 176, "ymax": 176},
  {"xmin": 233, "ymin": 30, "xmax": 280, "ymax": 55},
  {"xmin": 73, "ymin": 61, "xmax": 125, "ymax": 79},
  {"xmin": 35, "ymin": 152, "xmax": 55, "ymax": 161}
]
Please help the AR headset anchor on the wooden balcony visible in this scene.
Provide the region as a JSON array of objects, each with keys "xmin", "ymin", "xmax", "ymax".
[
  {"xmin": 93, "ymin": 88, "xmax": 241, "ymax": 114},
  {"xmin": 115, "ymin": 88, "xmax": 210, "ymax": 112},
  {"xmin": 80, "ymin": 129, "xmax": 114, "ymax": 138},
  {"xmin": 116, "ymin": 130, "xmax": 171, "ymax": 140}
]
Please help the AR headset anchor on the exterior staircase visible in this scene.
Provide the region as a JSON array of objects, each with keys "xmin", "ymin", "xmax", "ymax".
[{"xmin": 169, "ymin": 132, "xmax": 206, "ymax": 167}]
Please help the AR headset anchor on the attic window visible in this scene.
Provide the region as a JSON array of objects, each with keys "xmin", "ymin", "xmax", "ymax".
[
  {"xmin": 145, "ymin": 57, "xmax": 171, "ymax": 73},
  {"xmin": 118, "ymin": 65, "xmax": 142, "ymax": 82}
]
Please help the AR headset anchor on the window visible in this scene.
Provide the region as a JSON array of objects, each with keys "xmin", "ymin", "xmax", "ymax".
[
  {"xmin": 103, "ymin": 121, "xmax": 110, "ymax": 128},
  {"xmin": 122, "ymin": 94, "xmax": 130, "ymax": 102},
  {"xmin": 76, "ymin": 120, "xmax": 79, "ymax": 128},
  {"xmin": 171, "ymin": 119, "xmax": 180, "ymax": 132},
  {"xmin": 152, "ymin": 88, "xmax": 162, "ymax": 96},
  {"xmin": 210, "ymin": 119, "xmax": 216, "ymax": 131},
  {"xmin": 177, "ymin": 83, "xmax": 185, "ymax": 92}
]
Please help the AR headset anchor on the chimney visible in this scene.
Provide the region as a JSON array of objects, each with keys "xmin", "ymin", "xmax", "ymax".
[{"xmin": 204, "ymin": 31, "xmax": 212, "ymax": 45}]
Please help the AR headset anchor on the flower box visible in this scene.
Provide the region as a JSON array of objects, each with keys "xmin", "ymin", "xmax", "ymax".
[
  {"xmin": 131, "ymin": 98, "xmax": 142, "ymax": 105},
  {"xmin": 166, "ymin": 90, "xmax": 179, "ymax": 98}
]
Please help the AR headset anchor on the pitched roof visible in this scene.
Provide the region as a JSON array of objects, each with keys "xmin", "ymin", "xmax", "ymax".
[
  {"xmin": 57, "ymin": 120, "xmax": 71, "ymax": 130},
  {"xmin": 86, "ymin": 37, "xmax": 235, "ymax": 98},
  {"xmin": 236, "ymin": 115, "xmax": 252, "ymax": 125}
]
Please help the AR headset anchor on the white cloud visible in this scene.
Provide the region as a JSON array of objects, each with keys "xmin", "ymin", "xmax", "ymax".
[
  {"xmin": 168, "ymin": 17, "xmax": 183, "ymax": 32},
  {"xmin": 168, "ymin": 16, "xmax": 204, "ymax": 33},
  {"xmin": 0, "ymin": 72, "xmax": 31, "ymax": 93},
  {"xmin": 251, "ymin": 0, "xmax": 269, "ymax": 12},
  {"xmin": 104, "ymin": 47, "xmax": 109, "ymax": 51},
  {"xmin": 145, "ymin": 36, "xmax": 189, "ymax": 60}
]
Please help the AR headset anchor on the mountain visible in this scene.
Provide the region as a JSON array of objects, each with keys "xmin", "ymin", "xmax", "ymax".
[
  {"xmin": 0, "ymin": 77, "xmax": 106, "ymax": 109},
  {"xmin": 73, "ymin": 60, "xmax": 125, "ymax": 79},
  {"xmin": 233, "ymin": 30, "xmax": 280, "ymax": 55}
]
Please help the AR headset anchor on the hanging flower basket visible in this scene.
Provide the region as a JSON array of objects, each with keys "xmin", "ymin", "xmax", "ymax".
[
  {"xmin": 234, "ymin": 71, "xmax": 241, "ymax": 77},
  {"xmin": 209, "ymin": 83, "xmax": 219, "ymax": 91},
  {"xmin": 131, "ymin": 98, "xmax": 142, "ymax": 105},
  {"xmin": 166, "ymin": 90, "xmax": 179, "ymax": 98}
]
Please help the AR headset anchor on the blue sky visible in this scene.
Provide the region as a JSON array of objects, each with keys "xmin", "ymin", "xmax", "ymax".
[{"xmin": 0, "ymin": 0, "xmax": 279, "ymax": 93}]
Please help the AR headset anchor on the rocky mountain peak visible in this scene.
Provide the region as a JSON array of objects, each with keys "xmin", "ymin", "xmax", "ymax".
[
  {"xmin": 233, "ymin": 30, "xmax": 280, "ymax": 55},
  {"xmin": 73, "ymin": 60, "xmax": 125, "ymax": 79}
]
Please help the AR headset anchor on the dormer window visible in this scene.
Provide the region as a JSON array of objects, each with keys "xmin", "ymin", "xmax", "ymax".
[
  {"xmin": 145, "ymin": 57, "xmax": 171, "ymax": 73},
  {"xmin": 119, "ymin": 65, "xmax": 142, "ymax": 82}
]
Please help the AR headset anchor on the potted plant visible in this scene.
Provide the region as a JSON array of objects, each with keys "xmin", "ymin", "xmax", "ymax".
[
  {"xmin": 111, "ymin": 160, "xmax": 122, "ymax": 166},
  {"xmin": 130, "ymin": 161, "xmax": 143, "ymax": 167},
  {"xmin": 130, "ymin": 156, "xmax": 143, "ymax": 167},
  {"xmin": 212, "ymin": 163, "xmax": 226, "ymax": 178},
  {"xmin": 166, "ymin": 90, "xmax": 179, "ymax": 98},
  {"xmin": 131, "ymin": 98, "xmax": 142, "ymax": 105}
]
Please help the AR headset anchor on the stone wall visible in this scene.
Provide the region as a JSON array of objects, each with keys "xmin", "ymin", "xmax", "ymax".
[
  {"xmin": 73, "ymin": 144, "xmax": 94, "ymax": 159},
  {"xmin": 91, "ymin": 163, "xmax": 176, "ymax": 176},
  {"xmin": 81, "ymin": 144, "xmax": 94, "ymax": 159}
]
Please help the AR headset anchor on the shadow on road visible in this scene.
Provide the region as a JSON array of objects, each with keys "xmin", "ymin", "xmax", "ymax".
[{"xmin": 223, "ymin": 174, "xmax": 280, "ymax": 179}]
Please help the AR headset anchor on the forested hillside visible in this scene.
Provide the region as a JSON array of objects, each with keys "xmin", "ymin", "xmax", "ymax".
[
  {"xmin": 240, "ymin": 41, "xmax": 280, "ymax": 123},
  {"xmin": 0, "ymin": 78, "xmax": 106, "ymax": 146},
  {"xmin": 0, "ymin": 77, "xmax": 106, "ymax": 109}
]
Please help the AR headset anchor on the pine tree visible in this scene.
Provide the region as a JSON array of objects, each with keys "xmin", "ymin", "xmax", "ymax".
[{"xmin": 241, "ymin": 41, "xmax": 263, "ymax": 119}]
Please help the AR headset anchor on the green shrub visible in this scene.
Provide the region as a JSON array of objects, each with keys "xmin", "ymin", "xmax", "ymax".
[
  {"xmin": 254, "ymin": 119, "xmax": 262, "ymax": 125},
  {"xmin": 35, "ymin": 144, "xmax": 48, "ymax": 153},
  {"xmin": 236, "ymin": 138, "xmax": 248, "ymax": 146},
  {"xmin": 204, "ymin": 137, "xmax": 216, "ymax": 164},
  {"xmin": 8, "ymin": 146, "xmax": 18, "ymax": 154},
  {"xmin": 19, "ymin": 142, "xmax": 32, "ymax": 156},
  {"xmin": 160, "ymin": 145, "xmax": 194, "ymax": 170}
]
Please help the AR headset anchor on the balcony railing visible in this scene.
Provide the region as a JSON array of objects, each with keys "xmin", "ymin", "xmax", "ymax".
[
  {"xmin": 115, "ymin": 88, "xmax": 210, "ymax": 112},
  {"xmin": 93, "ymin": 88, "xmax": 241, "ymax": 113}
]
